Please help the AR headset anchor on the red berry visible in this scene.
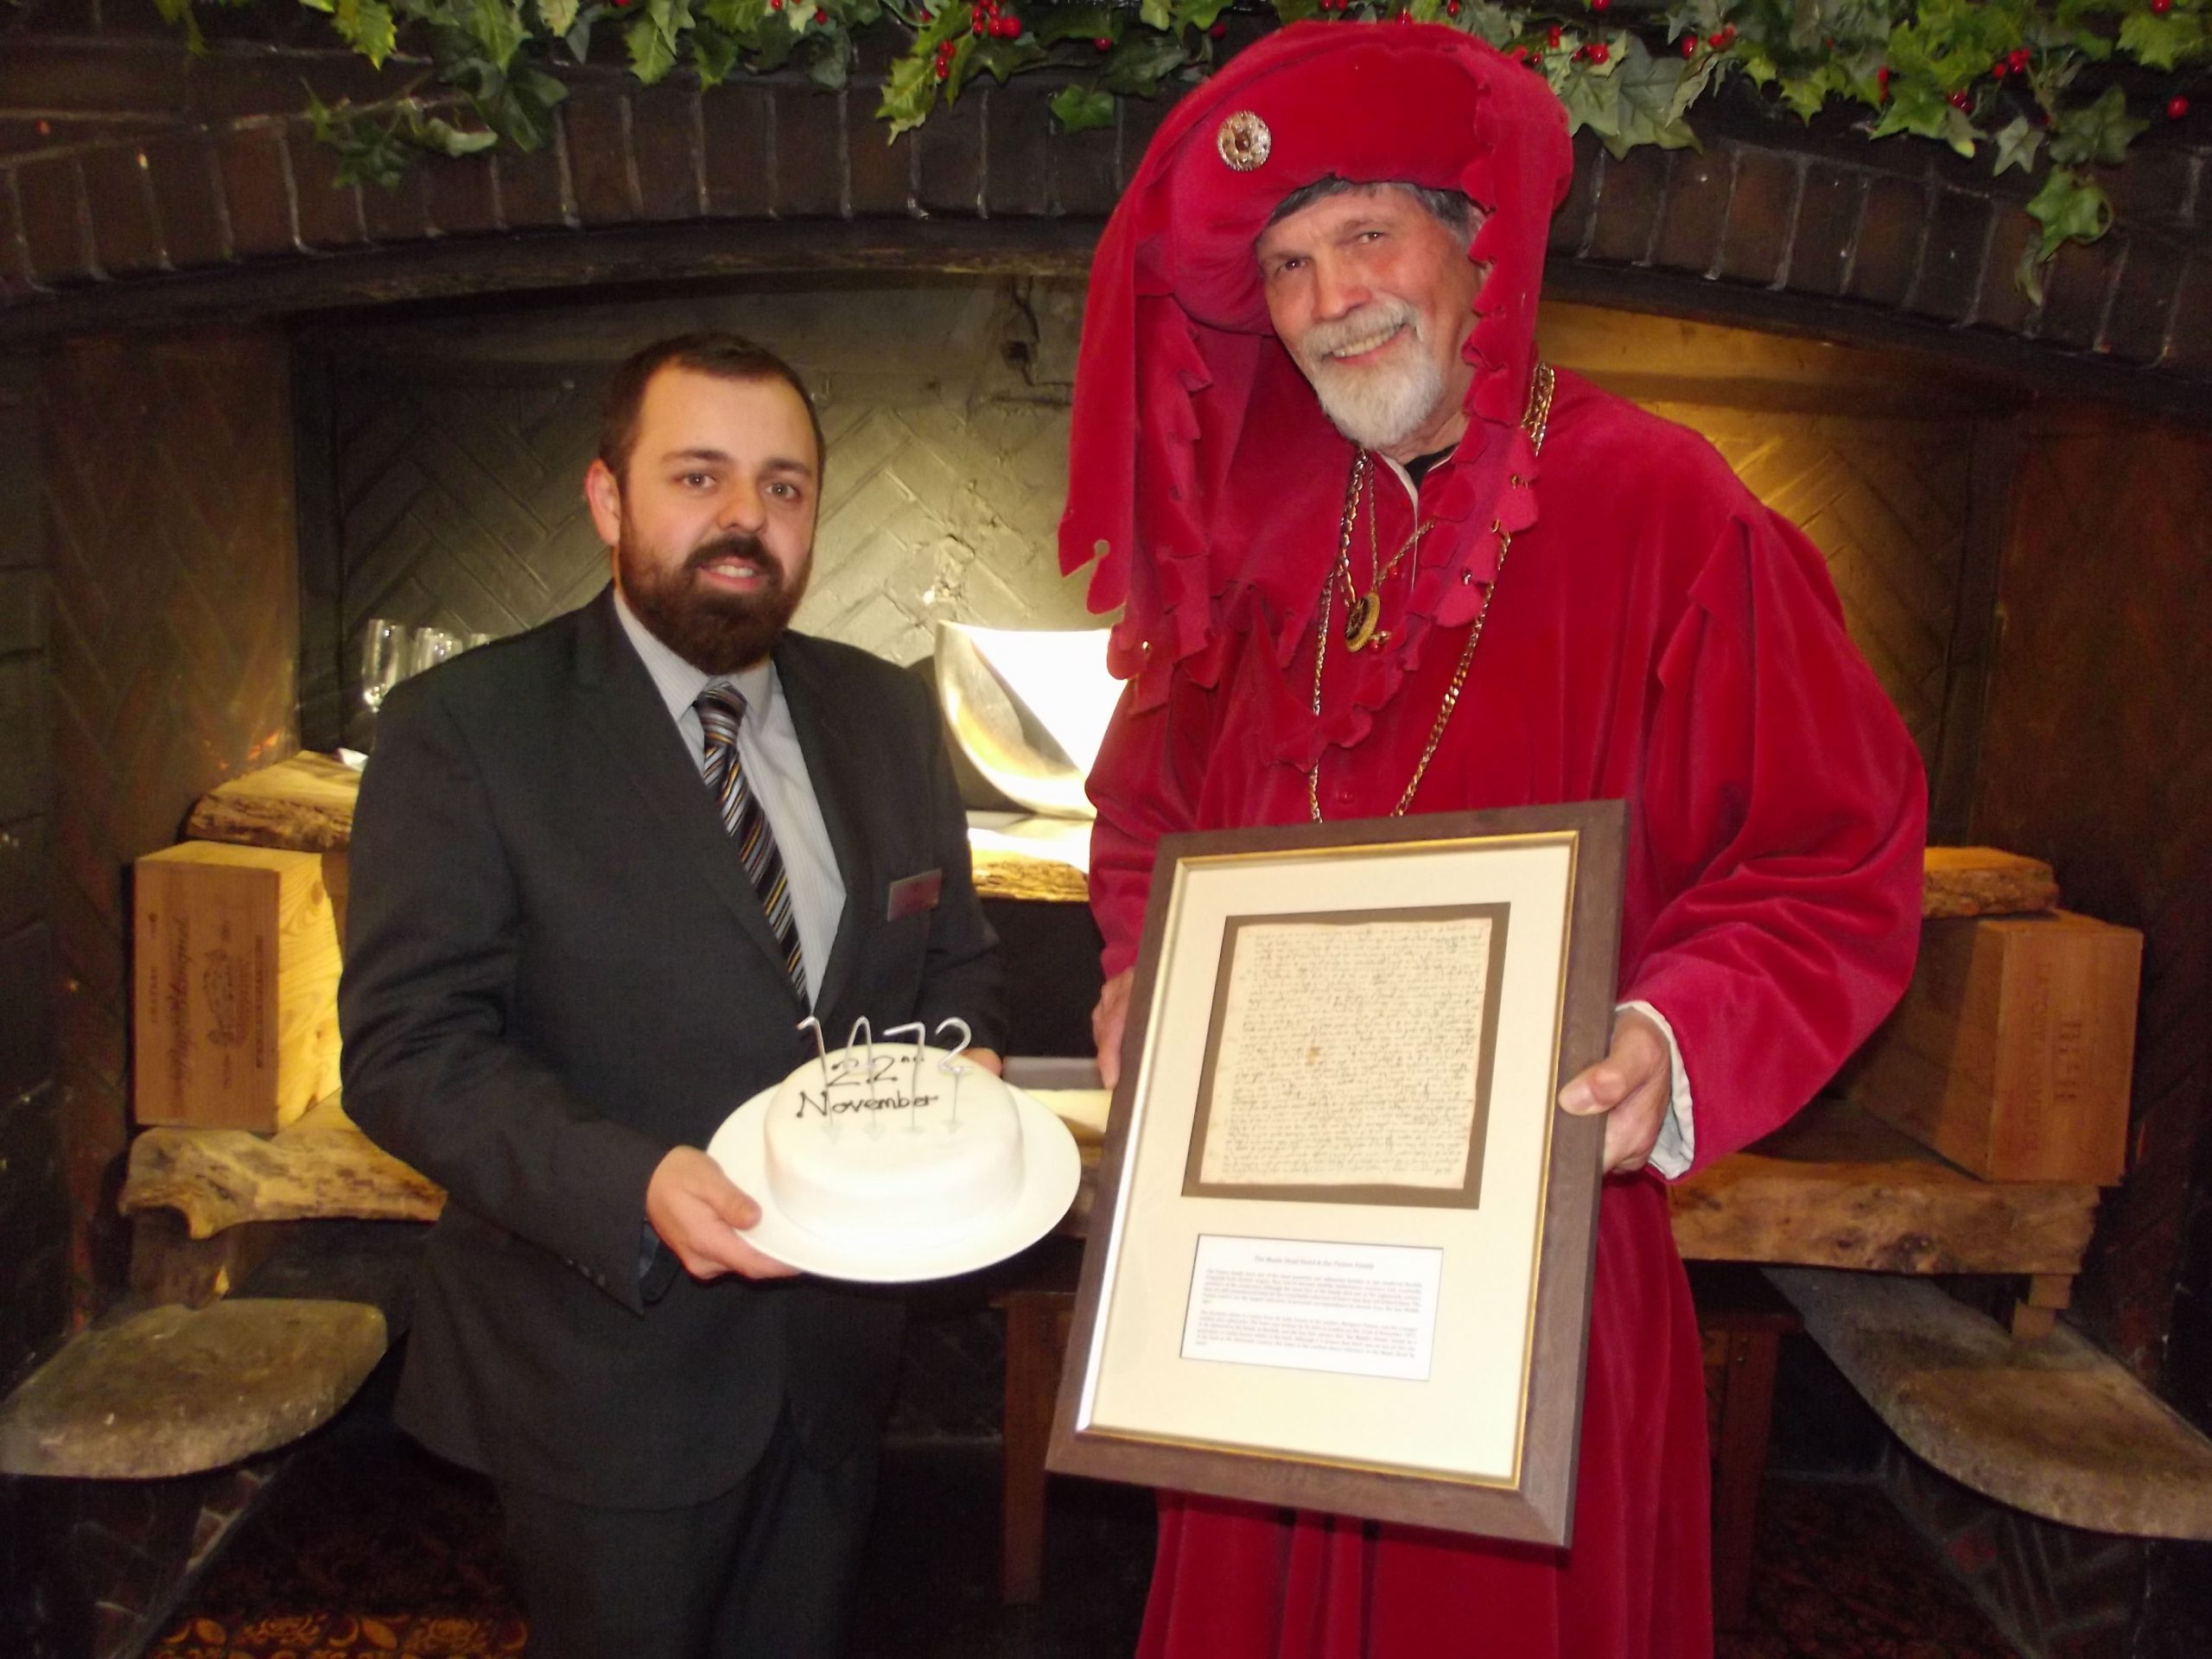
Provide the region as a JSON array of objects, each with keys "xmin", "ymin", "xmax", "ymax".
[
  {"xmin": 1446, "ymin": 0, "xmax": 1460, "ymax": 14},
  {"xmin": 1591, "ymin": 40, "xmax": 1609, "ymax": 61},
  {"xmin": 1719, "ymin": 25, "xmax": 1735, "ymax": 44},
  {"xmin": 1681, "ymin": 33, "xmax": 1697, "ymax": 56},
  {"xmin": 1592, "ymin": 0, "xmax": 1609, "ymax": 10},
  {"xmin": 1395, "ymin": 6, "xmax": 1412, "ymax": 20},
  {"xmin": 1211, "ymin": 20, "xmax": 1226, "ymax": 36},
  {"xmin": 1948, "ymin": 89, "xmax": 1971, "ymax": 109},
  {"xmin": 2009, "ymin": 48, "xmax": 2029, "ymax": 71},
  {"xmin": 1093, "ymin": 35, "xmax": 1111, "ymax": 49},
  {"xmin": 918, "ymin": 7, "xmax": 931, "ymax": 19},
  {"xmin": 1547, "ymin": 22, "xmax": 1562, "ymax": 45},
  {"xmin": 1992, "ymin": 61, "xmax": 2007, "ymax": 79},
  {"xmin": 934, "ymin": 60, "xmax": 949, "ymax": 79},
  {"xmin": 2170, "ymin": 95, "xmax": 2191, "ymax": 119},
  {"xmin": 2152, "ymin": 0, "xmax": 2173, "ymax": 12}
]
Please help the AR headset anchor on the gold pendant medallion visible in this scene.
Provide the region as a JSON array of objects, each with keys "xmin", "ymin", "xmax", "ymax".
[{"xmin": 1343, "ymin": 592, "xmax": 1382, "ymax": 652}]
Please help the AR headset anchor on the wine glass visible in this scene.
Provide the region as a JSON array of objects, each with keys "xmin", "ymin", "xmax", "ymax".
[
  {"xmin": 359, "ymin": 618, "xmax": 408, "ymax": 714},
  {"xmin": 410, "ymin": 626, "xmax": 459, "ymax": 677}
]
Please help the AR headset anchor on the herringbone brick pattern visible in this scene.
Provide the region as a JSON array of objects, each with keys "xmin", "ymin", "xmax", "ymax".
[
  {"xmin": 1649, "ymin": 402, "xmax": 1970, "ymax": 772},
  {"xmin": 41, "ymin": 333, "xmax": 299, "ymax": 1290},
  {"xmin": 328, "ymin": 298, "xmax": 1094, "ymax": 737}
]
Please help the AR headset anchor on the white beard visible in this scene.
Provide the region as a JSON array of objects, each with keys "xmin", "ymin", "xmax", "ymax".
[{"xmin": 1294, "ymin": 297, "xmax": 1449, "ymax": 454}]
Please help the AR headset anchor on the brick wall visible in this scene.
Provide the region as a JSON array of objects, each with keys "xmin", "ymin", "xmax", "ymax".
[
  {"xmin": 307, "ymin": 280, "xmax": 1096, "ymax": 747},
  {"xmin": 0, "ymin": 11, "xmax": 2208, "ymax": 412},
  {"xmin": 0, "ymin": 349, "xmax": 73, "ymax": 1657}
]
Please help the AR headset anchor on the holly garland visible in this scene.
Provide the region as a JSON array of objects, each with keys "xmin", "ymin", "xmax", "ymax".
[{"xmin": 158, "ymin": 0, "xmax": 2209, "ymax": 295}]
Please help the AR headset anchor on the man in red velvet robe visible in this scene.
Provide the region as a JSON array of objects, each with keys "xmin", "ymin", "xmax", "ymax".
[{"xmin": 1058, "ymin": 22, "xmax": 1927, "ymax": 1657}]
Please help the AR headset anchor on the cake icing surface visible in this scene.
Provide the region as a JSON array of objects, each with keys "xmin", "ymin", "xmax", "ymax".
[{"xmin": 764, "ymin": 1041, "xmax": 1024, "ymax": 1244}]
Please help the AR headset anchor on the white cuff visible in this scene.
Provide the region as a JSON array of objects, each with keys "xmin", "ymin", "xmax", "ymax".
[{"xmin": 1618, "ymin": 999, "xmax": 1694, "ymax": 1180}]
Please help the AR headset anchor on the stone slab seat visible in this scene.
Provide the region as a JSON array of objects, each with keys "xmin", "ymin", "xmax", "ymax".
[
  {"xmin": 1770, "ymin": 1268, "xmax": 2212, "ymax": 1541},
  {"xmin": 0, "ymin": 1299, "xmax": 387, "ymax": 1480}
]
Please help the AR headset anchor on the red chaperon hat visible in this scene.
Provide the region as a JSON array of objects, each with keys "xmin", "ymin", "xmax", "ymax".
[{"xmin": 1058, "ymin": 22, "xmax": 1573, "ymax": 711}]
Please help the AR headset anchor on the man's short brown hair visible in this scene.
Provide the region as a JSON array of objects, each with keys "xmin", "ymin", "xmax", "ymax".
[
  {"xmin": 597, "ymin": 332, "xmax": 827, "ymax": 485},
  {"xmin": 1266, "ymin": 175, "xmax": 1479, "ymax": 240}
]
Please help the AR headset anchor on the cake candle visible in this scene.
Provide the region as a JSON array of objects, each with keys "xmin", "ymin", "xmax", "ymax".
[
  {"xmin": 797, "ymin": 1015, "xmax": 830, "ymax": 1096},
  {"xmin": 934, "ymin": 1017, "xmax": 973, "ymax": 1130},
  {"xmin": 884, "ymin": 1022, "xmax": 927, "ymax": 1131}
]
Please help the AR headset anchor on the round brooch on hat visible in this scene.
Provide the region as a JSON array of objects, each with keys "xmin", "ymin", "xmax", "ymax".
[{"xmin": 1216, "ymin": 111, "xmax": 1271, "ymax": 171}]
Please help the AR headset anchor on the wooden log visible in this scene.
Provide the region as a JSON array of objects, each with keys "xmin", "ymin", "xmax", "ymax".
[
  {"xmin": 1840, "ymin": 911, "xmax": 2143, "ymax": 1185},
  {"xmin": 1919, "ymin": 847, "xmax": 2059, "ymax": 918},
  {"xmin": 0, "ymin": 1299, "xmax": 388, "ymax": 1479},
  {"xmin": 1667, "ymin": 1098, "xmax": 2100, "ymax": 1274},
  {"xmin": 184, "ymin": 751, "xmax": 359, "ymax": 852},
  {"xmin": 1770, "ymin": 1268, "xmax": 2212, "ymax": 1541},
  {"xmin": 133, "ymin": 842, "xmax": 344, "ymax": 1131},
  {"xmin": 973, "ymin": 847, "xmax": 1089, "ymax": 904},
  {"xmin": 121, "ymin": 1098, "xmax": 445, "ymax": 1238},
  {"xmin": 183, "ymin": 760, "xmax": 2061, "ymax": 926},
  {"xmin": 129, "ymin": 1211, "xmax": 286, "ymax": 1308}
]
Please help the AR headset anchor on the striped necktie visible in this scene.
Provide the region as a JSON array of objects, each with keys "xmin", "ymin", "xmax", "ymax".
[{"xmin": 696, "ymin": 683, "xmax": 808, "ymax": 1002}]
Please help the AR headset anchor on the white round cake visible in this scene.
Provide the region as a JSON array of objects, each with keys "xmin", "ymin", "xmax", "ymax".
[{"xmin": 763, "ymin": 1043, "xmax": 1025, "ymax": 1246}]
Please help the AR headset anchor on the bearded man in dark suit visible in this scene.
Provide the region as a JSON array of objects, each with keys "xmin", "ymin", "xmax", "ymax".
[{"xmin": 340, "ymin": 333, "xmax": 1005, "ymax": 1659}]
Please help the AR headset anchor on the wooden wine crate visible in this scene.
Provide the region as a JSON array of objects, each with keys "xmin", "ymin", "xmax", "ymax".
[
  {"xmin": 132, "ymin": 842, "xmax": 344, "ymax": 1131},
  {"xmin": 1840, "ymin": 910, "xmax": 2142, "ymax": 1185}
]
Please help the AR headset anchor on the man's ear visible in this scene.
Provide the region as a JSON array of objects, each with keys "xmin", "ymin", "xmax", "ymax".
[{"xmin": 584, "ymin": 457, "xmax": 624, "ymax": 550}]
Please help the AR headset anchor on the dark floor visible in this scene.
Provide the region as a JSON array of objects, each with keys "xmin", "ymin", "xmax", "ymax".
[{"xmin": 143, "ymin": 1413, "xmax": 2024, "ymax": 1659}]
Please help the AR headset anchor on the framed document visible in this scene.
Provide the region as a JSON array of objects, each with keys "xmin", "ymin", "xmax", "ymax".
[{"xmin": 1046, "ymin": 804, "xmax": 1624, "ymax": 1546}]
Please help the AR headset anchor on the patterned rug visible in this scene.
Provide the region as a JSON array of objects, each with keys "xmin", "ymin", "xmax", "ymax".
[{"xmin": 147, "ymin": 1423, "xmax": 2022, "ymax": 1659}]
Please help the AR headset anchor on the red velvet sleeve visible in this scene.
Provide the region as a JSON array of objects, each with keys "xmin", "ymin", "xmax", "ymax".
[
  {"xmin": 1086, "ymin": 673, "xmax": 1218, "ymax": 978},
  {"xmin": 1623, "ymin": 508, "xmax": 1928, "ymax": 1173}
]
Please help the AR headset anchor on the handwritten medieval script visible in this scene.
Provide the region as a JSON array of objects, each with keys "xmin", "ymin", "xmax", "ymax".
[{"xmin": 1195, "ymin": 914, "xmax": 1494, "ymax": 1191}]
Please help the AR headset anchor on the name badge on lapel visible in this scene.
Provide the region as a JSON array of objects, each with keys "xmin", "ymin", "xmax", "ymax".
[{"xmin": 887, "ymin": 869, "xmax": 944, "ymax": 921}]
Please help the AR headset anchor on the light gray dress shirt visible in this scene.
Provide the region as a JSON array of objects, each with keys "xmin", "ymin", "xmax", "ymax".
[{"xmin": 612, "ymin": 590, "xmax": 845, "ymax": 1009}]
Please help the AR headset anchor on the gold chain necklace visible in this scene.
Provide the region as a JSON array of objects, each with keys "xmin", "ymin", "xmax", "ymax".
[
  {"xmin": 1308, "ymin": 360, "xmax": 1556, "ymax": 823},
  {"xmin": 1337, "ymin": 457, "xmax": 1440, "ymax": 653}
]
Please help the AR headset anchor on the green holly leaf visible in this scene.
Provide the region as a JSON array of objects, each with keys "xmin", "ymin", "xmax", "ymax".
[
  {"xmin": 972, "ymin": 35, "xmax": 1046, "ymax": 84},
  {"xmin": 1870, "ymin": 78, "xmax": 1953, "ymax": 139},
  {"xmin": 1034, "ymin": 6, "xmax": 1116, "ymax": 46},
  {"xmin": 1456, "ymin": 2, "xmax": 1518, "ymax": 48},
  {"xmin": 2049, "ymin": 83, "xmax": 2146, "ymax": 167},
  {"xmin": 2119, "ymin": 9, "xmax": 2208, "ymax": 72},
  {"xmin": 692, "ymin": 22, "xmax": 741, "ymax": 82},
  {"xmin": 2026, "ymin": 164, "xmax": 2110, "ymax": 258},
  {"xmin": 1556, "ymin": 56, "xmax": 1627, "ymax": 147},
  {"xmin": 537, "ymin": 0, "xmax": 578, "ymax": 35},
  {"xmin": 480, "ymin": 68, "xmax": 566, "ymax": 148},
  {"xmin": 1777, "ymin": 66, "xmax": 1834, "ymax": 121},
  {"xmin": 879, "ymin": 45, "xmax": 938, "ymax": 136},
  {"xmin": 1051, "ymin": 83, "xmax": 1116, "ymax": 132},
  {"xmin": 408, "ymin": 109, "xmax": 500, "ymax": 160},
  {"xmin": 701, "ymin": 0, "xmax": 765, "ymax": 27},
  {"xmin": 1606, "ymin": 35, "xmax": 1708, "ymax": 155},
  {"xmin": 1271, "ymin": 0, "xmax": 1324, "ymax": 21},
  {"xmin": 1102, "ymin": 32, "xmax": 1188, "ymax": 95},
  {"xmin": 467, "ymin": 0, "xmax": 530, "ymax": 68},
  {"xmin": 1992, "ymin": 112, "xmax": 2044, "ymax": 175},
  {"xmin": 1141, "ymin": 0, "xmax": 1173, "ymax": 29},
  {"xmin": 805, "ymin": 24, "xmax": 849, "ymax": 89},
  {"xmin": 627, "ymin": 7, "xmax": 677, "ymax": 79},
  {"xmin": 334, "ymin": 0, "xmax": 398, "ymax": 65},
  {"xmin": 1173, "ymin": 0, "xmax": 1232, "ymax": 29}
]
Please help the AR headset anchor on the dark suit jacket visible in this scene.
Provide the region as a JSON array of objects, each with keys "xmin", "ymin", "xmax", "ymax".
[{"xmin": 339, "ymin": 587, "xmax": 1004, "ymax": 1508}]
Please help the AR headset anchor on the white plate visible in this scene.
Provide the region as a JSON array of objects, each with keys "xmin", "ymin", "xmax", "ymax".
[{"xmin": 705, "ymin": 1079, "xmax": 1083, "ymax": 1283}]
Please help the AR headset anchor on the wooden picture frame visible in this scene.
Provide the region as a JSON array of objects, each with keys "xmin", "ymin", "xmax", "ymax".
[{"xmin": 1046, "ymin": 804, "xmax": 1625, "ymax": 1547}]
